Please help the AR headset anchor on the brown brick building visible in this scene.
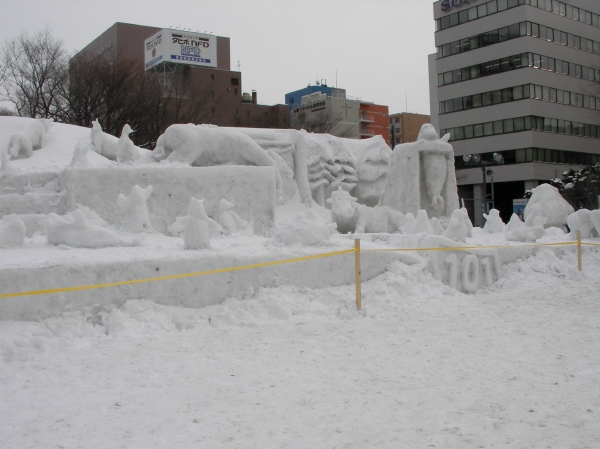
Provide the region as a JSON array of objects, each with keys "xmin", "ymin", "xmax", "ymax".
[
  {"xmin": 75, "ymin": 22, "xmax": 289, "ymax": 130},
  {"xmin": 389, "ymin": 112, "xmax": 431, "ymax": 147}
]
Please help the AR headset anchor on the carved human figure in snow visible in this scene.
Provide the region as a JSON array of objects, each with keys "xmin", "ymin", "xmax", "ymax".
[
  {"xmin": 117, "ymin": 124, "xmax": 139, "ymax": 164},
  {"xmin": 183, "ymin": 198, "xmax": 221, "ymax": 250},
  {"xmin": 483, "ymin": 209, "xmax": 505, "ymax": 233},
  {"xmin": 217, "ymin": 198, "xmax": 248, "ymax": 235},
  {"xmin": 117, "ymin": 185, "xmax": 153, "ymax": 232},
  {"xmin": 380, "ymin": 123, "xmax": 459, "ymax": 218},
  {"xmin": 90, "ymin": 119, "xmax": 118, "ymax": 161},
  {"xmin": 327, "ymin": 186, "xmax": 405, "ymax": 234}
]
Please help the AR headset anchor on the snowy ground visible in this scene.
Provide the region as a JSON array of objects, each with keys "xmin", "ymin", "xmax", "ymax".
[{"xmin": 1, "ymin": 246, "xmax": 599, "ymax": 449}]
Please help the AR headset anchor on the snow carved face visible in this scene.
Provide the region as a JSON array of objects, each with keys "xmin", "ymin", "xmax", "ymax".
[{"xmin": 327, "ymin": 188, "xmax": 356, "ymax": 219}]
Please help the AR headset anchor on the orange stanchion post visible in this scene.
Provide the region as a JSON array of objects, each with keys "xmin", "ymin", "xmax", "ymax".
[
  {"xmin": 577, "ymin": 231, "xmax": 583, "ymax": 272},
  {"xmin": 355, "ymin": 238, "xmax": 361, "ymax": 310}
]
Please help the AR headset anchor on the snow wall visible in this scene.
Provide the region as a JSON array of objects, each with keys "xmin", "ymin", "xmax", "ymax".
[
  {"xmin": 61, "ymin": 166, "xmax": 276, "ymax": 236},
  {"xmin": 0, "ymin": 250, "xmax": 406, "ymax": 321}
]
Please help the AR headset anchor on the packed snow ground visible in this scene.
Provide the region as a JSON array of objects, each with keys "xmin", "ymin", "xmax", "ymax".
[{"xmin": 1, "ymin": 246, "xmax": 599, "ymax": 449}]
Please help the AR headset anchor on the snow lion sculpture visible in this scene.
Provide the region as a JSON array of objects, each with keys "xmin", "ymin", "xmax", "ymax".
[
  {"xmin": 153, "ymin": 124, "xmax": 283, "ymax": 196},
  {"xmin": 327, "ymin": 187, "xmax": 406, "ymax": 234}
]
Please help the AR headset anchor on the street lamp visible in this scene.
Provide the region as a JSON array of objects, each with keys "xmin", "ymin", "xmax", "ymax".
[{"xmin": 462, "ymin": 153, "xmax": 504, "ymax": 214}]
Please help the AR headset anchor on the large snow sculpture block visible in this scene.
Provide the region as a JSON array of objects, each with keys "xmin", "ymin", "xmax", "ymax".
[
  {"xmin": 380, "ymin": 124, "xmax": 459, "ymax": 218},
  {"xmin": 524, "ymin": 184, "xmax": 574, "ymax": 228},
  {"xmin": 327, "ymin": 186, "xmax": 405, "ymax": 234},
  {"xmin": 62, "ymin": 166, "xmax": 276, "ymax": 236},
  {"xmin": 153, "ymin": 124, "xmax": 283, "ymax": 196}
]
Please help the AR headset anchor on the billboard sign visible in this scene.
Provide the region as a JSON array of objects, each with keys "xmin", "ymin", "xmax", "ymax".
[
  {"xmin": 513, "ymin": 199, "xmax": 528, "ymax": 221},
  {"xmin": 144, "ymin": 29, "xmax": 217, "ymax": 71}
]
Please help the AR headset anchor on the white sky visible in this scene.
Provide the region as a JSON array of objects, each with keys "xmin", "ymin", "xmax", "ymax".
[{"xmin": 1, "ymin": 0, "xmax": 437, "ymax": 115}]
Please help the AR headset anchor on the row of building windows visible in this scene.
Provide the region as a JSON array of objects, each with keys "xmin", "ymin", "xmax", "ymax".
[
  {"xmin": 436, "ymin": 20, "xmax": 600, "ymax": 59},
  {"xmin": 438, "ymin": 52, "xmax": 600, "ymax": 87},
  {"xmin": 455, "ymin": 148, "xmax": 600, "ymax": 168},
  {"xmin": 441, "ymin": 116, "xmax": 600, "ymax": 142},
  {"xmin": 436, "ymin": 0, "xmax": 600, "ymax": 32},
  {"xmin": 439, "ymin": 83, "xmax": 600, "ymax": 115}
]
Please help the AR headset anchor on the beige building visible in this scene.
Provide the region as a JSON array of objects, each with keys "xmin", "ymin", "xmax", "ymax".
[{"xmin": 389, "ymin": 113, "xmax": 432, "ymax": 147}]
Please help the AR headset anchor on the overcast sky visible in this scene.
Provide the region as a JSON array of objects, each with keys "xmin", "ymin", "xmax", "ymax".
[{"xmin": 1, "ymin": 0, "xmax": 437, "ymax": 115}]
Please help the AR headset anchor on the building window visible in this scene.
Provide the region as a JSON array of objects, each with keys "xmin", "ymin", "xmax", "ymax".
[{"xmin": 231, "ymin": 78, "xmax": 239, "ymax": 86}]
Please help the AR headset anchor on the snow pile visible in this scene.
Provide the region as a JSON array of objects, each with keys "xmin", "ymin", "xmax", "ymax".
[{"xmin": 272, "ymin": 210, "xmax": 335, "ymax": 246}]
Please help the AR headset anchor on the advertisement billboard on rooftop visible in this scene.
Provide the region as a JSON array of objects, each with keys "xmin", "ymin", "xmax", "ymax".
[{"xmin": 144, "ymin": 29, "xmax": 217, "ymax": 71}]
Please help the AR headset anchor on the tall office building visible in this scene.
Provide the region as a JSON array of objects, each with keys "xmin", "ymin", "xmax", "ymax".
[{"xmin": 429, "ymin": 0, "xmax": 600, "ymax": 225}]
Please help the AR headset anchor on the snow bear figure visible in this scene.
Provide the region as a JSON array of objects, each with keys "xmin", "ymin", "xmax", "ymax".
[
  {"xmin": 116, "ymin": 124, "xmax": 139, "ymax": 164},
  {"xmin": 90, "ymin": 119, "xmax": 118, "ymax": 161},
  {"xmin": 218, "ymin": 198, "xmax": 248, "ymax": 235},
  {"xmin": 380, "ymin": 123, "xmax": 459, "ymax": 218},
  {"xmin": 183, "ymin": 198, "xmax": 222, "ymax": 250},
  {"xmin": 69, "ymin": 142, "xmax": 91, "ymax": 168},
  {"xmin": 0, "ymin": 215, "xmax": 26, "ymax": 246},
  {"xmin": 567, "ymin": 209, "xmax": 594, "ymax": 239},
  {"xmin": 483, "ymin": 209, "xmax": 505, "ymax": 233},
  {"xmin": 8, "ymin": 118, "xmax": 54, "ymax": 159},
  {"xmin": 44, "ymin": 211, "xmax": 137, "ymax": 248},
  {"xmin": 153, "ymin": 124, "xmax": 283, "ymax": 197},
  {"xmin": 117, "ymin": 185, "xmax": 154, "ymax": 233},
  {"xmin": 327, "ymin": 186, "xmax": 406, "ymax": 234}
]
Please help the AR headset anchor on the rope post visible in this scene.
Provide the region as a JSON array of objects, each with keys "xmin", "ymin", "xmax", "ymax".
[
  {"xmin": 577, "ymin": 231, "xmax": 583, "ymax": 272},
  {"xmin": 355, "ymin": 238, "xmax": 361, "ymax": 310}
]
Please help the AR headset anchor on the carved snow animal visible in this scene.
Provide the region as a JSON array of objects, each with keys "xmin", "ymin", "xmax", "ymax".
[
  {"xmin": 217, "ymin": 198, "xmax": 248, "ymax": 235},
  {"xmin": 116, "ymin": 124, "xmax": 140, "ymax": 164},
  {"xmin": 327, "ymin": 187, "xmax": 405, "ymax": 234},
  {"xmin": 0, "ymin": 215, "xmax": 26, "ymax": 246},
  {"xmin": 380, "ymin": 123, "xmax": 459, "ymax": 218},
  {"xmin": 567, "ymin": 209, "xmax": 595, "ymax": 239},
  {"xmin": 90, "ymin": 119, "xmax": 118, "ymax": 160},
  {"xmin": 183, "ymin": 198, "xmax": 222, "ymax": 250},
  {"xmin": 483, "ymin": 209, "xmax": 505, "ymax": 233},
  {"xmin": 153, "ymin": 124, "xmax": 283, "ymax": 196},
  {"xmin": 69, "ymin": 142, "xmax": 90, "ymax": 168},
  {"xmin": 117, "ymin": 185, "xmax": 153, "ymax": 232},
  {"xmin": 8, "ymin": 118, "xmax": 54, "ymax": 159},
  {"xmin": 524, "ymin": 183, "xmax": 574, "ymax": 228},
  {"xmin": 443, "ymin": 209, "xmax": 469, "ymax": 243},
  {"xmin": 1, "ymin": 151, "xmax": 17, "ymax": 176},
  {"xmin": 506, "ymin": 213, "xmax": 526, "ymax": 231},
  {"xmin": 44, "ymin": 210, "xmax": 137, "ymax": 248}
]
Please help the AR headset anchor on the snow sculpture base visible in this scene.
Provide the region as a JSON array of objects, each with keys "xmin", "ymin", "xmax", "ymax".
[{"xmin": 62, "ymin": 166, "xmax": 276, "ymax": 236}]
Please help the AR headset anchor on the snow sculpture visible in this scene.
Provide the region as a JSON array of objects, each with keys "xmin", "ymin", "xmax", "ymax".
[
  {"xmin": 217, "ymin": 198, "xmax": 248, "ymax": 235},
  {"xmin": 327, "ymin": 186, "xmax": 405, "ymax": 234},
  {"xmin": 117, "ymin": 185, "xmax": 153, "ymax": 232},
  {"xmin": 1, "ymin": 151, "xmax": 17, "ymax": 176},
  {"xmin": 153, "ymin": 124, "xmax": 283, "ymax": 196},
  {"xmin": 430, "ymin": 217, "xmax": 445, "ymax": 235},
  {"xmin": 69, "ymin": 143, "xmax": 90, "ymax": 168},
  {"xmin": 590, "ymin": 210, "xmax": 600, "ymax": 238},
  {"xmin": 461, "ymin": 207, "xmax": 474, "ymax": 238},
  {"xmin": 524, "ymin": 204, "xmax": 548, "ymax": 228},
  {"xmin": 272, "ymin": 211, "xmax": 336, "ymax": 246},
  {"xmin": 506, "ymin": 213, "xmax": 526, "ymax": 231},
  {"xmin": 524, "ymin": 184, "xmax": 574, "ymax": 228},
  {"xmin": 8, "ymin": 118, "xmax": 53, "ymax": 159},
  {"xmin": 183, "ymin": 197, "xmax": 221, "ymax": 250},
  {"xmin": 415, "ymin": 210, "xmax": 434, "ymax": 235},
  {"xmin": 567, "ymin": 209, "xmax": 595, "ymax": 239},
  {"xmin": 380, "ymin": 124, "xmax": 459, "ymax": 218},
  {"xmin": 44, "ymin": 210, "xmax": 137, "ymax": 248},
  {"xmin": 443, "ymin": 209, "xmax": 469, "ymax": 243},
  {"xmin": 116, "ymin": 124, "xmax": 140, "ymax": 164},
  {"xmin": 90, "ymin": 119, "xmax": 118, "ymax": 160},
  {"xmin": 506, "ymin": 225, "xmax": 546, "ymax": 242},
  {"xmin": 0, "ymin": 215, "xmax": 26, "ymax": 246},
  {"xmin": 402, "ymin": 213, "xmax": 416, "ymax": 235},
  {"xmin": 483, "ymin": 209, "xmax": 505, "ymax": 233}
]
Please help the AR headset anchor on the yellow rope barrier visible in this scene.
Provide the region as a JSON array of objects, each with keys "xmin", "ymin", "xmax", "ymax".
[
  {"xmin": 362, "ymin": 241, "xmax": 580, "ymax": 253},
  {"xmin": 0, "ymin": 248, "xmax": 357, "ymax": 299}
]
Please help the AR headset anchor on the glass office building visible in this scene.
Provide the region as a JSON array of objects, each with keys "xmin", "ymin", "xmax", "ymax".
[{"xmin": 428, "ymin": 0, "xmax": 600, "ymax": 225}]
